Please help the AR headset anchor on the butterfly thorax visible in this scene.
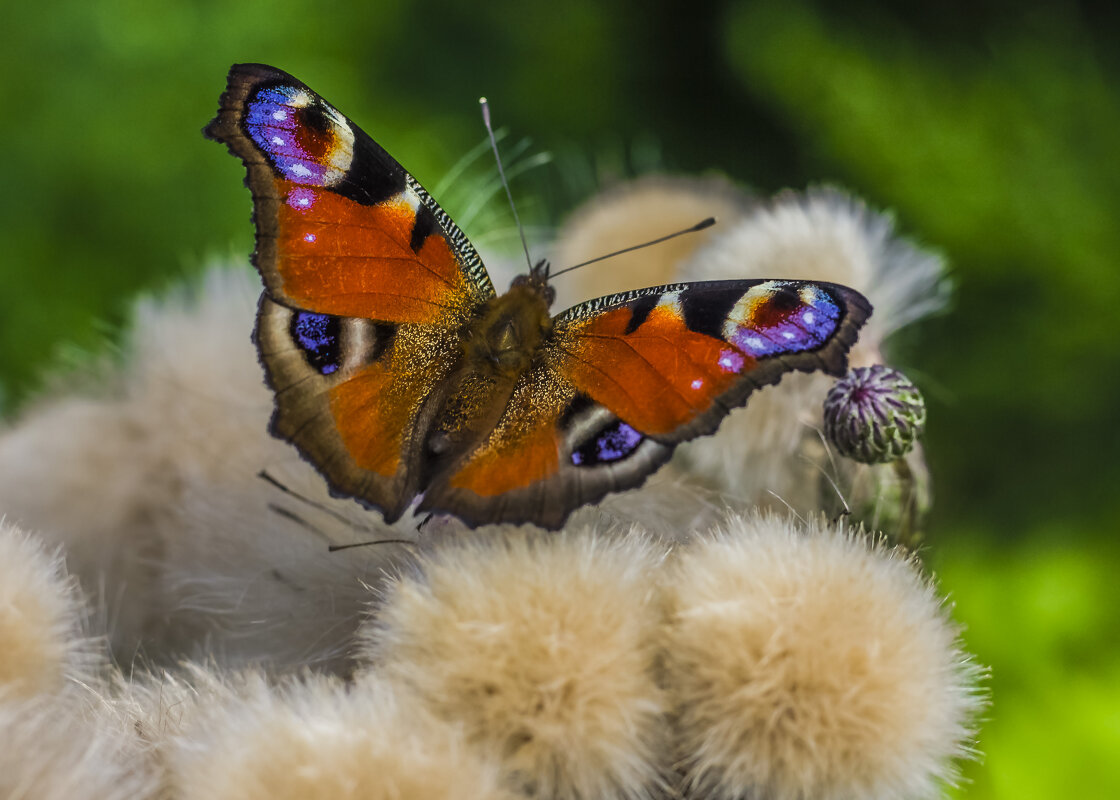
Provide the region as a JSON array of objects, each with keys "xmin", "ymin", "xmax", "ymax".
[
  {"xmin": 459, "ymin": 277, "xmax": 554, "ymax": 377},
  {"xmin": 421, "ymin": 278, "xmax": 554, "ymax": 471}
]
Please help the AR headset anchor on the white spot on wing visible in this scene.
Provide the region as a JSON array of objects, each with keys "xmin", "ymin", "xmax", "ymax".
[
  {"xmin": 289, "ymin": 163, "xmax": 313, "ymax": 178},
  {"xmin": 321, "ymin": 105, "xmax": 356, "ymax": 188},
  {"xmin": 657, "ymin": 291, "xmax": 683, "ymax": 315},
  {"xmin": 399, "ymin": 188, "xmax": 423, "ymax": 214},
  {"xmin": 799, "ymin": 285, "xmax": 821, "ymax": 304}
]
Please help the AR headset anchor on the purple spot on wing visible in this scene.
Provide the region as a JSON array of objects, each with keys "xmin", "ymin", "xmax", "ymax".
[
  {"xmin": 792, "ymin": 288, "xmax": 841, "ymax": 340},
  {"xmin": 598, "ymin": 422, "xmax": 642, "ymax": 461},
  {"xmin": 571, "ymin": 419, "xmax": 644, "ymax": 466},
  {"xmin": 731, "ymin": 289, "xmax": 841, "ymax": 357},
  {"xmin": 287, "ymin": 188, "xmax": 317, "ymax": 210},
  {"xmin": 730, "ymin": 327, "xmax": 782, "ymax": 357},
  {"xmin": 292, "ymin": 312, "xmax": 340, "ymax": 375},
  {"xmin": 717, "ymin": 348, "xmax": 745, "ymax": 373},
  {"xmin": 245, "ymin": 87, "xmax": 328, "ymax": 186}
]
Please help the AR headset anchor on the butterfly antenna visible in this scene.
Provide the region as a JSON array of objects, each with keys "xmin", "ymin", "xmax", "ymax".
[
  {"xmin": 267, "ymin": 503, "xmax": 333, "ymax": 543},
  {"xmin": 549, "ymin": 217, "xmax": 717, "ymax": 279},
  {"xmin": 480, "ymin": 97, "xmax": 534, "ymax": 272},
  {"xmin": 328, "ymin": 538, "xmax": 417, "ymax": 553},
  {"xmin": 259, "ymin": 470, "xmax": 368, "ymax": 530},
  {"xmin": 259, "ymin": 470, "xmax": 416, "ymax": 552}
]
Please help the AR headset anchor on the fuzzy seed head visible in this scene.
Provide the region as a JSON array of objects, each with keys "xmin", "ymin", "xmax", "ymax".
[
  {"xmin": 824, "ymin": 365, "xmax": 927, "ymax": 464},
  {"xmin": 363, "ymin": 531, "xmax": 669, "ymax": 800},
  {"xmin": 164, "ymin": 672, "xmax": 512, "ymax": 800},
  {"xmin": 663, "ymin": 514, "xmax": 983, "ymax": 800},
  {"xmin": 0, "ymin": 522, "xmax": 92, "ymax": 698}
]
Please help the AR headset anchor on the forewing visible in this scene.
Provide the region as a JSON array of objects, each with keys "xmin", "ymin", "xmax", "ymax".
[{"xmin": 205, "ymin": 63, "xmax": 495, "ymax": 325}]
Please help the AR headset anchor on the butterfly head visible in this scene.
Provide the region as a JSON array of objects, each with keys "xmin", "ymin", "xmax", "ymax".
[{"xmin": 510, "ymin": 258, "xmax": 556, "ymax": 308}]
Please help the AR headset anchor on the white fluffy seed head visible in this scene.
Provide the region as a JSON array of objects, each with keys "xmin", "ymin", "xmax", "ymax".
[
  {"xmin": 663, "ymin": 513, "xmax": 983, "ymax": 800},
  {"xmin": 0, "ymin": 266, "xmax": 415, "ymax": 672},
  {"xmin": 363, "ymin": 529, "xmax": 670, "ymax": 800},
  {"xmin": 0, "ymin": 395, "xmax": 165, "ymax": 658},
  {"xmin": 0, "ymin": 521, "xmax": 96, "ymax": 699},
  {"xmin": 0, "ymin": 690, "xmax": 157, "ymax": 800},
  {"xmin": 162, "ymin": 671, "xmax": 512, "ymax": 800}
]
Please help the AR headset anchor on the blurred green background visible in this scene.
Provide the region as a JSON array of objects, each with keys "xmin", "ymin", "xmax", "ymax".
[{"xmin": 3, "ymin": 1, "xmax": 1117, "ymax": 795}]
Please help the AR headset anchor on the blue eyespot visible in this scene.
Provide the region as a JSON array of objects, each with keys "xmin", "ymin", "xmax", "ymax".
[
  {"xmin": 571, "ymin": 420, "xmax": 643, "ymax": 466},
  {"xmin": 291, "ymin": 312, "xmax": 340, "ymax": 375}
]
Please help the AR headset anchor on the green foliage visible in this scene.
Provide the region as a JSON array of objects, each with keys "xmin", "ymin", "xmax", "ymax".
[
  {"xmin": 933, "ymin": 533, "xmax": 1120, "ymax": 798},
  {"xmin": 724, "ymin": 0, "xmax": 1120, "ymax": 532},
  {"xmin": 3, "ymin": 1, "xmax": 1117, "ymax": 795}
]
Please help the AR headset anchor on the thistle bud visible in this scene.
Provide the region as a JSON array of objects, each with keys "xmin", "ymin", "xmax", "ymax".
[{"xmin": 824, "ymin": 365, "xmax": 926, "ymax": 464}]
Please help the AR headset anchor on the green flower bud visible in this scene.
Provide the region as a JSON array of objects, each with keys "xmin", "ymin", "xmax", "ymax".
[{"xmin": 824, "ymin": 366, "xmax": 926, "ymax": 464}]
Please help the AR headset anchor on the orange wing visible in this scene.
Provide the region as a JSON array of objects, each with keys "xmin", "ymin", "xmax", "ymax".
[
  {"xmin": 206, "ymin": 64, "xmax": 495, "ymax": 520},
  {"xmin": 255, "ymin": 299, "xmax": 461, "ymax": 522},
  {"xmin": 205, "ymin": 63, "xmax": 494, "ymax": 325},
  {"xmin": 421, "ymin": 279, "xmax": 870, "ymax": 529}
]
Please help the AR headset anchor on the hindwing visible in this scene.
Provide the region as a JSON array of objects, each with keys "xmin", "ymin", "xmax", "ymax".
[{"xmin": 255, "ymin": 298, "xmax": 462, "ymax": 522}]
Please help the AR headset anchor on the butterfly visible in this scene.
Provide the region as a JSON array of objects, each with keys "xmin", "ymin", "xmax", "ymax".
[{"xmin": 205, "ymin": 64, "xmax": 871, "ymax": 530}]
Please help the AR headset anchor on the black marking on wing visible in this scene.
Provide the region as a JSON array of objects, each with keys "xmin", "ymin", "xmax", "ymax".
[
  {"xmin": 681, "ymin": 286, "xmax": 741, "ymax": 339},
  {"xmin": 406, "ymin": 176, "xmax": 494, "ymax": 300},
  {"xmin": 624, "ymin": 293, "xmax": 660, "ymax": 334},
  {"xmin": 410, "ymin": 203, "xmax": 438, "ymax": 254},
  {"xmin": 767, "ymin": 283, "xmax": 803, "ymax": 313},
  {"xmin": 333, "ymin": 121, "xmax": 407, "ymax": 207},
  {"xmin": 302, "ymin": 99, "xmax": 334, "ymax": 136},
  {"xmin": 558, "ymin": 393, "xmax": 596, "ymax": 429},
  {"xmin": 368, "ymin": 321, "xmax": 398, "ymax": 363}
]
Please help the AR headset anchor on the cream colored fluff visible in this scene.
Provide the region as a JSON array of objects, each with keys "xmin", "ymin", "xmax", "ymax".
[
  {"xmin": 159, "ymin": 670, "xmax": 512, "ymax": 800},
  {"xmin": 0, "ymin": 521, "xmax": 95, "ymax": 698},
  {"xmin": 364, "ymin": 529, "xmax": 670, "ymax": 799},
  {"xmin": 663, "ymin": 513, "xmax": 983, "ymax": 800},
  {"xmin": 0, "ymin": 267, "xmax": 415, "ymax": 672}
]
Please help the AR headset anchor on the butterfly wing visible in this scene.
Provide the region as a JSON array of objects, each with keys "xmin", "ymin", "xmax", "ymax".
[
  {"xmin": 419, "ymin": 279, "xmax": 870, "ymax": 528},
  {"xmin": 205, "ymin": 63, "xmax": 494, "ymax": 320},
  {"xmin": 254, "ymin": 299, "xmax": 462, "ymax": 521},
  {"xmin": 206, "ymin": 64, "xmax": 493, "ymax": 521}
]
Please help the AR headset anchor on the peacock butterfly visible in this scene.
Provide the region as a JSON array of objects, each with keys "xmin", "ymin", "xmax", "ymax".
[{"xmin": 205, "ymin": 64, "xmax": 871, "ymax": 529}]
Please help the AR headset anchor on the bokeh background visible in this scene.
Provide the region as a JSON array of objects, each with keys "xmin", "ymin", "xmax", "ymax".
[{"xmin": 3, "ymin": 1, "xmax": 1117, "ymax": 796}]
